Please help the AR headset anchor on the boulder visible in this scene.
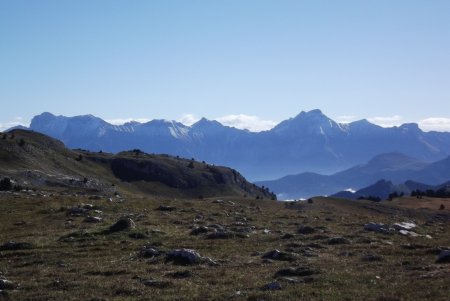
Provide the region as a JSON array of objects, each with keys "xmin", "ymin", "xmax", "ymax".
[
  {"xmin": 139, "ymin": 246, "xmax": 161, "ymax": 258},
  {"xmin": 437, "ymin": 250, "xmax": 450, "ymax": 263},
  {"xmin": 206, "ymin": 229, "xmax": 235, "ymax": 239},
  {"xmin": 156, "ymin": 205, "xmax": 176, "ymax": 212},
  {"xmin": 0, "ymin": 241, "xmax": 33, "ymax": 251},
  {"xmin": 398, "ymin": 230, "xmax": 419, "ymax": 237},
  {"xmin": 392, "ymin": 222, "xmax": 417, "ymax": 231},
  {"xmin": 165, "ymin": 249, "xmax": 203, "ymax": 265},
  {"xmin": 0, "ymin": 279, "xmax": 16, "ymax": 290},
  {"xmin": 364, "ymin": 223, "xmax": 391, "ymax": 234},
  {"xmin": 84, "ymin": 216, "xmax": 102, "ymax": 223},
  {"xmin": 108, "ymin": 218, "xmax": 135, "ymax": 233},
  {"xmin": 262, "ymin": 249, "xmax": 300, "ymax": 262},
  {"xmin": 190, "ymin": 226, "xmax": 209, "ymax": 236},
  {"xmin": 298, "ymin": 225, "xmax": 315, "ymax": 235}
]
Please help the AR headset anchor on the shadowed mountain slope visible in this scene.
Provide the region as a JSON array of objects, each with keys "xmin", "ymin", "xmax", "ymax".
[{"xmin": 0, "ymin": 130, "xmax": 274, "ymax": 199}]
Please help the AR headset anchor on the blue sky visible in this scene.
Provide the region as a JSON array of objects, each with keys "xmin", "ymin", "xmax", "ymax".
[{"xmin": 1, "ymin": 0, "xmax": 450, "ymax": 131}]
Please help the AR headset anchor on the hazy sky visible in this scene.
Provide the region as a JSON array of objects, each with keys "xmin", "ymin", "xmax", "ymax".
[{"xmin": 1, "ymin": 1, "xmax": 450, "ymax": 131}]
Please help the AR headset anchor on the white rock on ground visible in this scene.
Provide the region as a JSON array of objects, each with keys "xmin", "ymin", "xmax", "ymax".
[{"xmin": 392, "ymin": 222, "xmax": 416, "ymax": 231}]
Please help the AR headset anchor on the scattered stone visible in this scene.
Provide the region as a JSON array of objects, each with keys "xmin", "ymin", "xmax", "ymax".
[
  {"xmin": 327, "ymin": 237, "xmax": 351, "ymax": 245},
  {"xmin": 206, "ymin": 229, "xmax": 235, "ymax": 239},
  {"xmin": 298, "ymin": 225, "xmax": 315, "ymax": 235},
  {"xmin": 156, "ymin": 205, "xmax": 176, "ymax": 212},
  {"xmin": 361, "ymin": 254, "xmax": 383, "ymax": 262},
  {"xmin": 82, "ymin": 204, "xmax": 95, "ymax": 210},
  {"xmin": 0, "ymin": 241, "xmax": 33, "ymax": 251},
  {"xmin": 84, "ymin": 216, "xmax": 102, "ymax": 223},
  {"xmin": 142, "ymin": 279, "xmax": 172, "ymax": 288},
  {"xmin": 281, "ymin": 233, "xmax": 295, "ymax": 239},
  {"xmin": 364, "ymin": 223, "xmax": 391, "ymax": 234},
  {"xmin": 392, "ymin": 222, "xmax": 417, "ymax": 231},
  {"xmin": 108, "ymin": 218, "xmax": 135, "ymax": 233},
  {"xmin": 274, "ymin": 267, "xmax": 317, "ymax": 277},
  {"xmin": 190, "ymin": 226, "xmax": 209, "ymax": 236},
  {"xmin": 401, "ymin": 243, "xmax": 427, "ymax": 250},
  {"xmin": 262, "ymin": 249, "xmax": 299, "ymax": 262},
  {"xmin": 262, "ymin": 281, "xmax": 282, "ymax": 291},
  {"xmin": 67, "ymin": 207, "xmax": 88, "ymax": 216},
  {"xmin": 139, "ymin": 246, "xmax": 161, "ymax": 258},
  {"xmin": 436, "ymin": 250, "xmax": 450, "ymax": 263},
  {"xmin": 0, "ymin": 279, "xmax": 16, "ymax": 290},
  {"xmin": 398, "ymin": 230, "xmax": 419, "ymax": 237},
  {"xmin": 207, "ymin": 224, "xmax": 225, "ymax": 230},
  {"xmin": 165, "ymin": 249, "xmax": 203, "ymax": 265},
  {"xmin": 212, "ymin": 199, "xmax": 224, "ymax": 204}
]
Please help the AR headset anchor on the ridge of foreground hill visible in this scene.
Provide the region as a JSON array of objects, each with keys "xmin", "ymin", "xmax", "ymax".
[{"xmin": 0, "ymin": 130, "xmax": 274, "ymax": 199}]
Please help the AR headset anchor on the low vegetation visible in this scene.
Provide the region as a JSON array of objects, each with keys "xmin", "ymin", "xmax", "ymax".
[{"xmin": 0, "ymin": 190, "xmax": 449, "ymax": 300}]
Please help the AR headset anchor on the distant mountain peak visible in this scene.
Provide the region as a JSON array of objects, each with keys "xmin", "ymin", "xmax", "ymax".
[
  {"xmin": 273, "ymin": 109, "xmax": 346, "ymax": 135},
  {"xmin": 192, "ymin": 118, "xmax": 224, "ymax": 129},
  {"xmin": 398, "ymin": 123, "xmax": 420, "ymax": 132},
  {"xmin": 294, "ymin": 109, "xmax": 327, "ymax": 119}
]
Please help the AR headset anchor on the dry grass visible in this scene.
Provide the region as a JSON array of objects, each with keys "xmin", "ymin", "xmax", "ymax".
[{"xmin": 1, "ymin": 192, "xmax": 450, "ymax": 300}]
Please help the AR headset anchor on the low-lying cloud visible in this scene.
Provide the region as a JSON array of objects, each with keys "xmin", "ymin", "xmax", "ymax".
[
  {"xmin": 0, "ymin": 117, "xmax": 27, "ymax": 131},
  {"xmin": 419, "ymin": 117, "xmax": 450, "ymax": 132},
  {"xmin": 367, "ymin": 115, "xmax": 403, "ymax": 127},
  {"xmin": 215, "ymin": 114, "xmax": 277, "ymax": 132},
  {"xmin": 178, "ymin": 114, "xmax": 200, "ymax": 126}
]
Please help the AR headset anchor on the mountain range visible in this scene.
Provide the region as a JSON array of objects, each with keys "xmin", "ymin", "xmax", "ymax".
[
  {"xmin": 332, "ymin": 179, "xmax": 450, "ymax": 201},
  {"xmin": 257, "ymin": 152, "xmax": 450, "ymax": 199},
  {"xmin": 13, "ymin": 110, "xmax": 450, "ymax": 181}
]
